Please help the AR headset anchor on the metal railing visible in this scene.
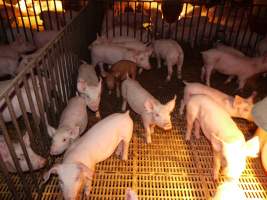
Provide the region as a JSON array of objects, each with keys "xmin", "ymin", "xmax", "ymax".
[
  {"xmin": 0, "ymin": 0, "xmax": 101, "ymax": 199},
  {"xmin": 101, "ymin": 0, "xmax": 267, "ymax": 54}
]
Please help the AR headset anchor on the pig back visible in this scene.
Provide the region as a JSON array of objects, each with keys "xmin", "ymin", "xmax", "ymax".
[
  {"xmin": 63, "ymin": 112, "xmax": 133, "ymax": 167},
  {"xmin": 111, "ymin": 60, "xmax": 137, "ymax": 80},
  {"xmin": 122, "ymin": 79, "xmax": 159, "ymax": 115},
  {"xmin": 58, "ymin": 96, "xmax": 88, "ymax": 132}
]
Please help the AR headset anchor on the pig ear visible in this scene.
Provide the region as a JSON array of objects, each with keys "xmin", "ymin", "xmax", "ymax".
[
  {"xmin": 78, "ymin": 162, "xmax": 94, "ymax": 181},
  {"xmin": 70, "ymin": 126, "xmax": 80, "ymax": 138},
  {"xmin": 22, "ymin": 132, "xmax": 31, "ymax": 146},
  {"xmin": 144, "ymin": 99, "xmax": 155, "ymax": 113},
  {"xmin": 77, "ymin": 80, "xmax": 86, "ymax": 93},
  {"xmin": 165, "ymin": 95, "xmax": 177, "ymax": 112},
  {"xmin": 247, "ymin": 91, "xmax": 257, "ymax": 103},
  {"xmin": 233, "ymin": 95, "xmax": 243, "ymax": 107},
  {"xmin": 47, "ymin": 124, "xmax": 56, "ymax": 137},
  {"xmin": 42, "ymin": 164, "xmax": 59, "ymax": 184}
]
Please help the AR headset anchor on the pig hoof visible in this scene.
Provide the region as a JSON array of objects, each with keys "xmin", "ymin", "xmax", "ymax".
[
  {"xmin": 96, "ymin": 112, "xmax": 101, "ymax": 119},
  {"xmin": 108, "ymin": 90, "xmax": 112, "ymax": 95},
  {"xmin": 185, "ymin": 136, "xmax": 190, "ymax": 141},
  {"xmin": 165, "ymin": 76, "xmax": 171, "ymax": 82},
  {"xmin": 146, "ymin": 137, "xmax": 152, "ymax": 144}
]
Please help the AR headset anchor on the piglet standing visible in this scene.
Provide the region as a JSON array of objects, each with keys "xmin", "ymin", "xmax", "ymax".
[
  {"xmin": 0, "ymin": 132, "xmax": 46, "ymax": 173},
  {"xmin": 43, "ymin": 112, "xmax": 133, "ymax": 200},
  {"xmin": 201, "ymin": 48, "xmax": 267, "ymax": 90},
  {"xmin": 151, "ymin": 39, "xmax": 184, "ymax": 81},
  {"xmin": 77, "ymin": 61, "xmax": 102, "ymax": 118},
  {"xmin": 179, "ymin": 81, "xmax": 256, "ymax": 121},
  {"xmin": 47, "ymin": 96, "xmax": 88, "ymax": 155},
  {"xmin": 121, "ymin": 77, "xmax": 176, "ymax": 143},
  {"xmin": 103, "ymin": 60, "xmax": 137, "ymax": 97},
  {"xmin": 185, "ymin": 94, "xmax": 247, "ymax": 180}
]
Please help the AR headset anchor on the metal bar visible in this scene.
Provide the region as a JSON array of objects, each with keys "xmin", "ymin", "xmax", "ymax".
[
  {"xmin": 38, "ymin": 0, "xmax": 44, "ymax": 30},
  {"xmin": 181, "ymin": 3, "xmax": 188, "ymax": 42},
  {"xmin": 53, "ymin": 0, "xmax": 60, "ymax": 30},
  {"xmin": 208, "ymin": 4, "xmax": 217, "ymax": 42},
  {"xmin": 0, "ymin": 153, "xmax": 20, "ymax": 200},
  {"xmin": 0, "ymin": 110, "xmax": 31, "ymax": 199},
  {"xmin": 193, "ymin": 3, "xmax": 203, "ymax": 47},
  {"xmin": 112, "ymin": 0, "xmax": 115, "ymax": 37},
  {"xmin": 200, "ymin": 5, "xmax": 209, "ymax": 43},
  {"xmin": 141, "ymin": 1, "xmax": 144, "ymax": 41},
  {"xmin": 214, "ymin": 1, "xmax": 226, "ymax": 42},
  {"xmin": 2, "ymin": 0, "xmax": 14, "ymax": 41},
  {"xmin": 0, "ymin": 9, "xmax": 9, "ymax": 43},
  {"xmin": 134, "ymin": 1, "xmax": 136, "ymax": 38},
  {"xmin": 8, "ymin": 0, "xmax": 20, "ymax": 33},
  {"xmin": 16, "ymin": 0, "xmax": 29, "ymax": 41},
  {"xmin": 233, "ymin": 6, "xmax": 246, "ymax": 48},
  {"xmin": 22, "ymin": 0, "xmax": 34, "ymax": 39},
  {"xmin": 45, "ymin": 0, "xmax": 52, "ymax": 30},
  {"xmin": 148, "ymin": 1, "xmax": 151, "ymax": 42},
  {"xmin": 188, "ymin": 1, "xmax": 196, "ymax": 43},
  {"xmin": 154, "ymin": 2, "xmax": 159, "ymax": 39},
  {"xmin": 30, "ymin": 0, "xmax": 39, "ymax": 31},
  {"xmin": 228, "ymin": 7, "xmax": 238, "ymax": 45},
  {"xmin": 119, "ymin": 0, "xmax": 122, "ymax": 36}
]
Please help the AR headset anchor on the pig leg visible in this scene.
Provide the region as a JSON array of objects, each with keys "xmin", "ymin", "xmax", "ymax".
[
  {"xmin": 116, "ymin": 82, "xmax": 120, "ymax": 98},
  {"xmin": 138, "ymin": 68, "xmax": 143, "ymax": 74},
  {"xmin": 99, "ymin": 63, "xmax": 105, "ymax": 76},
  {"xmin": 156, "ymin": 54, "xmax": 162, "ymax": 69},
  {"xmin": 96, "ymin": 111, "xmax": 101, "ymax": 119},
  {"xmin": 194, "ymin": 120, "xmax": 200, "ymax": 139},
  {"xmin": 179, "ymin": 99, "xmax": 185, "ymax": 115},
  {"xmin": 185, "ymin": 111, "xmax": 197, "ymax": 141},
  {"xmin": 224, "ymin": 75, "xmax": 235, "ymax": 84},
  {"xmin": 166, "ymin": 63, "xmax": 173, "ymax": 81},
  {"xmin": 150, "ymin": 124, "xmax": 155, "ymax": 134},
  {"xmin": 115, "ymin": 141, "xmax": 123, "ymax": 157},
  {"xmin": 122, "ymin": 99, "xmax": 127, "ymax": 111},
  {"xmin": 213, "ymin": 150, "xmax": 222, "ymax": 181},
  {"xmin": 142, "ymin": 117, "xmax": 152, "ymax": 144},
  {"xmin": 205, "ymin": 65, "xmax": 213, "ymax": 86},
  {"xmin": 121, "ymin": 140, "xmax": 130, "ymax": 160},
  {"xmin": 177, "ymin": 61, "xmax": 182, "ymax": 80},
  {"xmin": 201, "ymin": 67, "xmax": 206, "ymax": 81},
  {"xmin": 237, "ymin": 78, "xmax": 246, "ymax": 91}
]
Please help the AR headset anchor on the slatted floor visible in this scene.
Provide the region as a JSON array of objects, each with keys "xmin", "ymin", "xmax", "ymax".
[{"xmin": 1, "ymin": 44, "xmax": 267, "ymax": 199}]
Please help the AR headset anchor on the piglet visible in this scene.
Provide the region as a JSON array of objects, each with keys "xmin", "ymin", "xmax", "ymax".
[
  {"xmin": 33, "ymin": 31, "xmax": 59, "ymax": 49},
  {"xmin": 185, "ymin": 94, "xmax": 247, "ymax": 180},
  {"xmin": 42, "ymin": 111, "xmax": 133, "ymax": 200},
  {"xmin": 179, "ymin": 81, "xmax": 256, "ymax": 121},
  {"xmin": 103, "ymin": 60, "xmax": 137, "ymax": 97},
  {"xmin": 90, "ymin": 42, "xmax": 152, "ymax": 75},
  {"xmin": 0, "ymin": 56, "xmax": 19, "ymax": 77},
  {"xmin": 256, "ymin": 36, "xmax": 267, "ymax": 56},
  {"xmin": 0, "ymin": 34, "xmax": 36, "ymax": 59},
  {"xmin": 121, "ymin": 77, "xmax": 176, "ymax": 143},
  {"xmin": 212, "ymin": 181, "xmax": 246, "ymax": 200},
  {"xmin": 201, "ymin": 48, "xmax": 267, "ymax": 90},
  {"xmin": 47, "ymin": 96, "xmax": 88, "ymax": 155},
  {"xmin": 0, "ymin": 132, "xmax": 46, "ymax": 173},
  {"xmin": 151, "ymin": 39, "xmax": 184, "ymax": 81},
  {"xmin": 77, "ymin": 61, "xmax": 102, "ymax": 118},
  {"xmin": 126, "ymin": 188, "xmax": 138, "ymax": 200}
]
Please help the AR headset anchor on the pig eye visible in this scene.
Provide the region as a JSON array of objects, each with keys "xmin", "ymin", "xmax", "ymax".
[
  {"xmin": 63, "ymin": 138, "xmax": 67, "ymax": 142},
  {"xmin": 155, "ymin": 113, "xmax": 160, "ymax": 117}
]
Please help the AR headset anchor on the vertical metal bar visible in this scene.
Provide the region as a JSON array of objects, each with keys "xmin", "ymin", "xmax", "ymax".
[
  {"xmin": 0, "ymin": 111, "xmax": 32, "ymax": 199},
  {"xmin": 181, "ymin": 3, "xmax": 188, "ymax": 42},
  {"xmin": 127, "ymin": 1, "xmax": 129, "ymax": 36},
  {"xmin": 53, "ymin": 0, "xmax": 60, "ymax": 30},
  {"xmin": 140, "ymin": 1, "xmax": 144, "ymax": 41},
  {"xmin": 8, "ymin": 86, "xmax": 39, "ymax": 189},
  {"xmin": 45, "ymin": 0, "xmax": 52, "ymax": 30},
  {"xmin": 0, "ymin": 154, "xmax": 20, "ymax": 200},
  {"xmin": 188, "ymin": 1, "xmax": 196, "ymax": 43},
  {"xmin": 105, "ymin": 2, "xmax": 108, "ymax": 37},
  {"xmin": 112, "ymin": 0, "xmax": 115, "ymax": 37},
  {"xmin": 208, "ymin": 4, "xmax": 217, "ymax": 42},
  {"xmin": 194, "ymin": 3, "xmax": 203, "ymax": 47},
  {"xmin": 29, "ymin": 0, "xmax": 39, "ymax": 31},
  {"xmin": 0, "ymin": 10, "xmax": 9, "ymax": 43},
  {"xmin": 23, "ymin": 0, "xmax": 34, "ymax": 39},
  {"xmin": 2, "ymin": 0, "xmax": 14, "ymax": 41},
  {"xmin": 38, "ymin": 0, "xmax": 44, "ymax": 30},
  {"xmin": 16, "ymin": 0, "xmax": 29, "ymax": 41},
  {"xmin": 8, "ymin": 0, "xmax": 20, "ymax": 33},
  {"xmin": 200, "ymin": 5, "xmax": 209, "ymax": 43},
  {"xmin": 214, "ymin": 1, "xmax": 226, "ymax": 41},
  {"xmin": 154, "ymin": 2, "xmax": 159, "ymax": 39},
  {"xmin": 148, "ymin": 1, "xmax": 151, "ymax": 42},
  {"xmin": 228, "ymin": 7, "xmax": 238, "ymax": 45},
  {"xmin": 233, "ymin": 7, "xmax": 246, "ymax": 48},
  {"xmin": 134, "ymin": 1, "xmax": 136, "ymax": 38}
]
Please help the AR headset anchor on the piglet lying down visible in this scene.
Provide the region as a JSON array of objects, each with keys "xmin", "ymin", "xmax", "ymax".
[
  {"xmin": 43, "ymin": 112, "xmax": 133, "ymax": 200},
  {"xmin": 185, "ymin": 94, "xmax": 253, "ymax": 181}
]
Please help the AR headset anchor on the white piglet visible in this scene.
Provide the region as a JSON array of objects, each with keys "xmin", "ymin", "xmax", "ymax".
[
  {"xmin": 43, "ymin": 112, "xmax": 133, "ymax": 200},
  {"xmin": 121, "ymin": 78, "xmax": 176, "ymax": 143},
  {"xmin": 77, "ymin": 61, "xmax": 102, "ymax": 118},
  {"xmin": 0, "ymin": 133, "xmax": 46, "ymax": 173},
  {"xmin": 179, "ymin": 81, "xmax": 256, "ymax": 121},
  {"xmin": 201, "ymin": 48, "xmax": 267, "ymax": 89},
  {"xmin": 0, "ymin": 56, "xmax": 19, "ymax": 77},
  {"xmin": 47, "ymin": 96, "xmax": 88, "ymax": 155},
  {"xmin": 185, "ymin": 94, "xmax": 248, "ymax": 181},
  {"xmin": 90, "ymin": 43, "xmax": 152, "ymax": 75},
  {"xmin": 151, "ymin": 39, "xmax": 184, "ymax": 81}
]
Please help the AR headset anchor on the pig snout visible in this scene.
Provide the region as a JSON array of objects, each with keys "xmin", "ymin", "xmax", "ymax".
[
  {"xmin": 162, "ymin": 122, "xmax": 172, "ymax": 130},
  {"xmin": 32, "ymin": 157, "xmax": 47, "ymax": 170}
]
